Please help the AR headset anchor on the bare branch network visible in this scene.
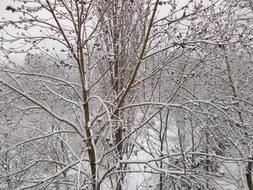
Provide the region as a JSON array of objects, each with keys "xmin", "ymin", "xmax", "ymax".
[{"xmin": 0, "ymin": 0, "xmax": 253, "ymax": 190}]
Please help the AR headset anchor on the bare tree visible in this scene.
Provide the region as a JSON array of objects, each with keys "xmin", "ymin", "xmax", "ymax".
[{"xmin": 1, "ymin": 0, "xmax": 253, "ymax": 190}]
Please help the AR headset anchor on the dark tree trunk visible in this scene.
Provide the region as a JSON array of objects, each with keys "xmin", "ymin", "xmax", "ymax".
[{"xmin": 247, "ymin": 156, "xmax": 253, "ymax": 190}]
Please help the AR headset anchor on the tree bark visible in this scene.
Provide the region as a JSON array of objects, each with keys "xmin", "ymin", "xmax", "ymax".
[{"xmin": 247, "ymin": 156, "xmax": 253, "ymax": 190}]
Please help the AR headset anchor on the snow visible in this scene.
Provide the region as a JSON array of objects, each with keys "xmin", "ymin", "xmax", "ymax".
[{"xmin": 123, "ymin": 112, "xmax": 178, "ymax": 190}]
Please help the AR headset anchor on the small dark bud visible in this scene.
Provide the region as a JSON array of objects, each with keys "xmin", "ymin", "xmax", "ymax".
[{"xmin": 6, "ymin": 6, "xmax": 16, "ymax": 13}]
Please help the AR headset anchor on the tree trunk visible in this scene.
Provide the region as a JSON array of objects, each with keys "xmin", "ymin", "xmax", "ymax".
[{"xmin": 247, "ymin": 157, "xmax": 253, "ymax": 190}]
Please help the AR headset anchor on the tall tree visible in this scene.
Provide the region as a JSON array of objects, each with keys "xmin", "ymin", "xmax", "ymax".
[{"xmin": 1, "ymin": 0, "xmax": 253, "ymax": 190}]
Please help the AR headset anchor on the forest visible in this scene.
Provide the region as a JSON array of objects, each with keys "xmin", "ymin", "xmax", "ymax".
[{"xmin": 0, "ymin": 0, "xmax": 253, "ymax": 189}]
